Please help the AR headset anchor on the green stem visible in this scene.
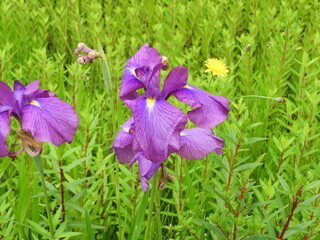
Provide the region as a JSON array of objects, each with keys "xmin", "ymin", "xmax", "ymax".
[
  {"xmin": 33, "ymin": 155, "xmax": 55, "ymax": 238},
  {"xmin": 154, "ymin": 172, "xmax": 162, "ymax": 239},
  {"xmin": 230, "ymin": 50, "xmax": 245, "ymax": 74},
  {"xmin": 144, "ymin": 172, "xmax": 160, "ymax": 239},
  {"xmin": 232, "ymin": 95, "xmax": 280, "ymax": 101},
  {"xmin": 115, "ymin": 159, "xmax": 123, "ymax": 238}
]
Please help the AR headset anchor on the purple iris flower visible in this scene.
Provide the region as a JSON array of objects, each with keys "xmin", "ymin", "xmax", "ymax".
[
  {"xmin": 113, "ymin": 44, "xmax": 229, "ymax": 191},
  {"xmin": 0, "ymin": 80, "xmax": 79, "ymax": 158}
]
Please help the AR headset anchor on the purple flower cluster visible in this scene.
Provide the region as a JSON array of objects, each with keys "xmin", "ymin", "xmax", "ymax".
[
  {"xmin": 0, "ymin": 80, "xmax": 79, "ymax": 157},
  {"xmin": 113, "ymin": 44, "xmax": 230, "ymax": 191}
]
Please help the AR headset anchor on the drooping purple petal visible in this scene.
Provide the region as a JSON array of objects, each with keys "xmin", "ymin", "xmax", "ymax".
[
  {"xmin": 130, "ymin": 152, "xmax": 162, "ymax": 192},
  {"xmin": 161, "ymin": 67, "xmax": 188, "ymax": 99},
  {"xmin": 177, "ymin": 128, "xmax": 224, "ymax": 160},
  {"xmin": 21, "ymin": 97, "xmax": 79, "ymax": 145},
  {"xmin": 113, "ymin": 118, "xmax": 136, "ymax": 164},
  {"xmin": 173, "ymin": 84, "xmax": 230, "ymax": 128},
  {"xmin": 126, "ymin": 96, "xmax": 187, "ymax": 162},
  {"xmin": 0, "ymin": 112, "xmax": 10, "ymax": 157},
  {"xmin": 120, "ymin": 44, "xmax": 162, "ymax": 100},
  {"xmin": 0, "ymin": 81, "xmax": 14, "ymax": 109}
]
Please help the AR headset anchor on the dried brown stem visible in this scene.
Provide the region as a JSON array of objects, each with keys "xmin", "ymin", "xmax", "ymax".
[
  {"xmin": 58, "ymin": 160, "xmax": 66, "ymax": 222},
  {"xmin": 217, "ymin": 224, "xmax": 230, "ymax": 240},
  {"xmin": 278, "ymin": 187, "xmax": 303, "ymax": 239},
  {"xmin": 233, "ymin": 223, "xmax": 237, "ymax": 240},
  {"xmin": 277, "ymin": 151, "xmax": 285, "ymax": 173},
  {"xmin": 226, "ymin": 141, "xmax": 241, "ymax": 190}
]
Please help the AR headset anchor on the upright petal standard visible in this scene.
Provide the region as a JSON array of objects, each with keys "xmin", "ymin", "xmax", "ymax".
[{"xmin": 120, "ymin": 44, "xmax": 163, "ymax": 100}]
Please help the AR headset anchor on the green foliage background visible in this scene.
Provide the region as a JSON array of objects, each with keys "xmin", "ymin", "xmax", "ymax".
[{"xmin": 0, "ymin": 0, "xmax": 319, "ymax": 239}]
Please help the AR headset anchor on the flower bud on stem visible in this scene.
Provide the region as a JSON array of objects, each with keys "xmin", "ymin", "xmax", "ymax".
[{"xmin": 75, "ymin": 42, "xmax": 100, "ymax": 64}]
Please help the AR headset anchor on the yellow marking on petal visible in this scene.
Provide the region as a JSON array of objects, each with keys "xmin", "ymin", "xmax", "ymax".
[
  {"xmin": 146, "ymin": 98, "xmax": 156, "ymax": 112},
  {"xmin": 180, "ymin": 131, "xmax": 186, "ymax": 136},
  {"xmin": 184, "ymin": 85, "xmax": 193, "ymax": 89},
  {"xmin": 29, "ymin": 100, "xmax": 41, "ymax": 107}
]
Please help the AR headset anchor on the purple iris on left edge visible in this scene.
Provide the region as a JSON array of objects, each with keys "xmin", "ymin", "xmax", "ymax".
[
  {"xmin": 0, "ymin": 80, "xmax": 79, "ymax": 158},
  {"xmin": 113, "ymin": 44, "xmax": 230, "ymax": 192}
]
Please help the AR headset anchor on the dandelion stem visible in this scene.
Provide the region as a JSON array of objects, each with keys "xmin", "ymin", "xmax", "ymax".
[{"xmin": 33, "ymin": 155, "xmax": 55, "ymax": 238}]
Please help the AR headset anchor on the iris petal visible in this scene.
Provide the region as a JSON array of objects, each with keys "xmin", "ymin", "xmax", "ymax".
[
  {"xmin": 130, "ymin": 152, "xmax": 162, "ymax": 192},
  {"xmin": 126, "ymin": 96, "xmax": 187, "ymax": 162},
  {"xmin": 21, "ymin": 97, "xmax": 79, "ymax": 145},
  {"xmin": 177, "ymin": 128, "xmax": 224, "ymax": 160},
  {"xmin": 24, "ymin": 80, "xmax": 56, "ymax": 98},
  {"xmin": 161, "ymin": 66, "xmax": 188, "ymax": 99},
  {"xmin": 120, "ymin": 74, "xmax": 144, "ymax": 100},
  {"xmin": 113, "ymin": 118, "xmax": 136, "ymax": 164},
  {"xmin": 33, "ymin": 89, "xmax": 56, "ymax": 98},
  {"xmin": 0, "ymin": 81, "xmax": 14, "ymax": 108},
  {"xmin": 0, "ymin": 112, "xmax": 10, "ymax": 157},
  {"xmin": 24, "ymin": 80, "xmax": 40, "ymax": 95},
  {"xmin": 120, "ymin": 43, "xmax": 162, "ymax": 100},
  {"xmin": 13, "ymin": 80, "xmax": 26, "ymax": 108},
  {"xmin": 173, "ymin": 84, "xmax": 230, "ymax": 128}
]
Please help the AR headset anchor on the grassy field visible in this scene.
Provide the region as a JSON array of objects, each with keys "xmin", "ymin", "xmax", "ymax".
[{"xmin": 0, "ymin": 0, "xmax": 320, "ymax": 239}]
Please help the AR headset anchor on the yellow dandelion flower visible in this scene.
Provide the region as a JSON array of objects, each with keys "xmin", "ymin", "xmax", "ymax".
[{"xmin": 204, "ymin": 58, "xmax": 229, "ymax": 77}]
